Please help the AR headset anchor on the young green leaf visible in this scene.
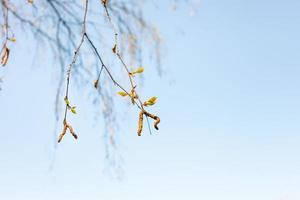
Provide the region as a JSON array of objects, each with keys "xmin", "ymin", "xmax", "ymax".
[
  {"xmin": 64, "ymin": 97, "xmax": 70, "ymax": 106},
  {"xmin": 117, "ymin": 91, "xmax": 128, "ymax": 97},
  {"xmin": 130, "ymin": 67, "xmax": 144, "ymax": 75},
  {"xmin": 9, "ymin": 38, "xmax": 16, "ymax": 42},
  {"xmin": 135, "ymin": 67, "xmax": 144, "ymax": 74},
  {"xmin": 143, "ymin": 96, "xmax": 157, "ymax": 106},
  {"xmin": 70, "ymin": 106, "xmax": 77, "ymax": 114}
]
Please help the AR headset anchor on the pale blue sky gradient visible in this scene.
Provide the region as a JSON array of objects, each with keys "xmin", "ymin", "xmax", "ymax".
[{"xmin": 1, "ymin": 0, "xmax": 300, "ymax": 199}]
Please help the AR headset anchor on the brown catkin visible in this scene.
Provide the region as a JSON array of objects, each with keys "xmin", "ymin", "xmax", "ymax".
[
  {"xmin": 1, "ymin": 46, "xmax": 9, "ymax": 66},
  {"xmin": 137, "ymin": 111, "xmax": 144, "ymax": 136},
  {"xmin": 58, "ymin": 124, "xmax": 68, "ymax": 143},
  {"xmin": 67, "ymin": 124, "xmax": 78, "ymax": 139},
  {"xmin": 154, "ymin": 117, "xmax": 160, "ymax": 130}
]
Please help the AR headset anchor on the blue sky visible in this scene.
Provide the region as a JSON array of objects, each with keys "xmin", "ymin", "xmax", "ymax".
[{"xmin": 1, "ymin": 0, "xmax": 300, "ymax": 199}]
